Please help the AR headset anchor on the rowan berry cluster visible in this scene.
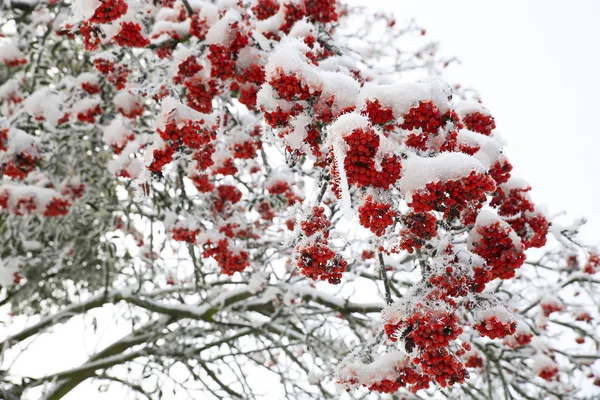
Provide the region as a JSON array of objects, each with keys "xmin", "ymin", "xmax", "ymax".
[
  {"xmin": 584, "ymin": 253, "xmax": 599, "ymax": 274},
  {"xmin": 43, "ymin": 197, "xmax": 72, "ymax": 217},
  {"xmin": 335, "ymin": 126, "xmax": 402, "ymax": 190},
  {"xmin": 76, "ymin": 104, "xmax": 102, "ymax": 123},
  {"xmin": 296, "ymin": 240, "xmax": 347, "ymax": 284},
  {"xmin": 358, "ymin": 196, "xmax": 396, "ymax": 236},
  {"xmin": 469, "ymin": 220, "xmax": 525, "ymax": 280},
  {"xmin": 114, "ymin": 22, "xmax": 150, "ymax": 48},
  {"xmin": 462, "ymin": 111, "xmax": 496, "ymax": 135},
  {"xmin": 171, "ymin": 227, "xmax": 200, "ymax": 243},
  {"xmin": 474, "ymin": 316, "xmax": 516, "ymax": 339},
  {"xmin": 202, "ymin": 239, "xmax": 250, "ymax": 276},
  {"xmin": 89, "ymin": 0, "xmax": 128, "ymax": 24},
  {"xmin": 213, "ymin": 184, "xmax": 242, "ymax": 213},
  {"xmin": 409, "ymin": 171, "xmax": 495, "ymax": 220},
  {"xmin": 399, "ymin": 211, "xmax": 437, "ymax": 252}
]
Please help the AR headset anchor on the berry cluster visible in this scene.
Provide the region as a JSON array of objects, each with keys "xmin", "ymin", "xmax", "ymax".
[
  {"xmin": 488, "ymin": 159, "xmax": 513, "ymax": 184},
  {"xmin": 213, "ymin": 184, "xmax": 242, "ymax": 212},
  {"xmin": 474, "ymin": 316, "xmax": 516, "ymax": 339},
  {"xmin": 157, "ymin": 120, "xmax": 215, "ymax": 150},
  {"xmin": 358, "ymin": 196, "xmax": 396, "ymax": 236},
  {"xmin": 462, "ymin": 112, "xmax": 496, "ymax": 135},
  {"xmin": 77, "ymin": 104, "xmax": 102, "ymax": 123},
  {"xmin": 148, "ymin": 146, "xmax": 174, "ymax": 173},
  {"xmin": 540, "ymin": 299, "xmax": 563, "ymax": 317},
  {"xmin": 584, "ymin": 253, "xmax": 599, "ymax": 274},
  {"xmin": 3, "ymin": 151, "xmax": 40, "ymax": 180},
  {"xmin": 399, "ymin": 211, "xmax": 437, "ymax": 252},
  {"xmin": 405, "ymin": 308, "xmax": 463, "ymax": 349},
  {"xmin": 304, "ymin": 0, "xmax": 338, "ymax": 23},
  {"xmin": 491, "ymin": 185, "xmax": 549, "ymax": 249},
  {"xmin": 191, "ymin": 173, "xmax": 214, "ymax": 193},
  {"xmin": 300, "ymin": 206, "xmax": 331, "ymax": 237},
  {"xmin": 464, "ymin": 352, "xmax": 484, "ymax": 368},
  {"xmin": 296, "ymin": 240, "xmax": 347, "ymax": 284},
  {"xmin": 336, "ymin": 126, "xmax": 402, "ymax": 190},
  {"xmin": 81, "ymin": 81, "xmax": 101, "ymax": 95},
  {"xmin": 251, "ymin": 0, "xmax": 280, "ymax": 20},
  {"xmin": 173, "ymin": 56, "xmax": 203, "ymax": 84},
  {"xmin": 171, "ymin": 227, "xmax": 200, "ymax": 243},
  {"xmin": 43, "ymin": 197, "xmax": 72, "ymax": 217},
  {"xmin": 202, "ymin": 239, "xmax": 250, "ymax": 276},
  {"xmin": 89, "ymin": 0, "xmax": 128, "ymax": 24},
  {"xmin": 410, "ymin": 171, "xmax": 495, "ymax": 220},
  {"xmin": 400, "ymin": 101, "xmax": 442, "ymax": 134},
  {"xmin": 114, "ymin": 22, "xmax": 150, "ymax": 48},
  {"xmin": 269, "ymin": 68, "xmax": 316, "ymax": 101},
  {"xmin": 415, "ymin": 347, "xmax": 468, "ymax": 388},
  {"xmin": 538, "ymin": 364, "xmax": 559, "ymax": 381},
  {"xmin": 469, "ymin": 221, "xmax": 525, "ymax": 280}
]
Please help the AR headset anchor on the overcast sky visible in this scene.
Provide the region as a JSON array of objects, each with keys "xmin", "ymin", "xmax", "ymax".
[{"xmin": 348, "ymin": 0, "xmax": 600, "ymax": 243}]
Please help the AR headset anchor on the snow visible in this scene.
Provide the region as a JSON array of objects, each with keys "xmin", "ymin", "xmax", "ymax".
[
  {"xmin": 22, "ymin": 88, "xmax": 63, "ymax": 126},
  {"xmin": 457, "ymin": 129, "xmax": 503, "ymax": 168},
  {"xmin": 4, "ymin": 128, "xmax": 40, "ymax": 157},
  {"xmin": 0, "ymin": 39, "xmax": 26, "ymax": 64},
  {"xmin": 114, "ymin": 91, "xmax": 142, "ymax": 114},
  {"xmin": 455, "ymin": 100, "xmax": 491, "ymax": 117},
  {"xmin": 399, "ymin": 152, "xmax": 485, "ymax": 193},
  {"xmin": 318, "ymin": 71, "xmax": 360, "ymax": 115},
  {"xmin": 477, "ymin": 305, "xmax": 515, "ymax": 325},
  {"xmin": 108, "ymin": 156, "xmax": 142, "ymax": 178},
  {"xmin": 76, "ymin": 72, "xmax": 99, "ymax": 85},
  {"xmin": 285, "ymin": 114, "xmax": 312, "ymax": 152},
  {"xmin": 154, "ymin": 96, "xmax": 215, "ymax": 131},
  {"xmin": 327, "ymin": 112, "xmax": 370, "ymax": 140},
  {"xmin": 500, "ymin": 176, "xmax": 531, "ymax": 192},
  {"xmin": 0, "ymin": 257, "xmax": 20, "ymax": 287},
  {"xmin": 359, "ymin": 78, "xmax": 452, "ymax": 117},
  {"xmin": 256, "ymin": 85, "xmax": 295, "ymax": 111},
  {"xmin": 264, "ymin": 38, "xmax": 322, "ymax": 89},
  {"xmin": 247, "ymin": 272, "xmax": 268, "ymax": 294},
  {"xmin": 151, "ymin": 20, "xmax": 191, "ymax": 41},
  {"xmin": 205, "ymin": 9, "xmax": 241, "ymax": 45},
  {"xmin": 0, "ymin": 79, "xmax": 20, "ymax": 100},
  {"xmin": 192, "ymin": 1, "xmax": 219, "ymax": 23},
  {"xmin": 102, "ymin": 116, "xmax": 131, "ymax": 146},
  {"xmin": 531, "ymin": 354, "xmax": 557, "ymax": 375},
  {"xmin": 331, "ymin": 135, "xmax": 352, "ymax": 218},
  {"xmin": 288, "ymin": 19, "xmax": 316, "ymax": 39},
  {"xmin": 71, "ymin": 0, "xmax": 100, "ymax": 19},
  {"xmin": 337, "ymin": 350, "xmax": 407, "ymax": 388},
  {"xmin": 236, "ymin": 46, "xmax": 264, "ymax": 70},
  {"xmin": 0, "ymin": 183, "xmax": 63, "ymax": 213},
  {"xmin": 467, "ymin": 210, "xmax": 523, "ymax": 250},
  {"xmin": 69, "ymin": 96, "xmax": 101, "ymax": 116}
]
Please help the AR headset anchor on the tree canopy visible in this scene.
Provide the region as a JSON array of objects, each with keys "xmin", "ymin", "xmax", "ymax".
[{"xmin": 0, "ymin": 0, "xmax": 599, "ymax": 399}]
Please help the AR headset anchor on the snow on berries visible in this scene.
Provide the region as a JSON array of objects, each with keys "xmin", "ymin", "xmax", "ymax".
[
  {"xmin": 114, "ymin": 22, "xmax": 150, "ymax": 48},
  {"xmin": 89, "ymin": 0, "xmax": 128, "ymax": 24},
  {"xmin": 296, "ymin": 239, "xmax": 347, "ymax": 284},
  {"xmin": 358, "ymin": 196, "xmax": 396, "ymax": 236},
  {"xmin": 399, "ymin": 211, "xmax": 437, "ymax": 252},
  {"xmin": 0, "ymin": 39, "xmax": 27, "ymax": 67},
  {"xmin": 473, "ymin": 306, "xmax": 517, "ymax": 339},
  {"xmin": 456, "ymin": 101, "xmax": 496, "ymax": 136},
  {"xmin": 532, "ymin": 354, "xmax": 559, "ymax": 381},
  {"xmin": 468, "ymin": 211, "xmax": 525, "ymax": 280}
]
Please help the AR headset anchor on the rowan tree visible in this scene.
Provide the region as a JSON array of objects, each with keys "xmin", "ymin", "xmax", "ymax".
[{"xmin": 0, "ymin": 0, "xmax": 599, "ymax": 399}]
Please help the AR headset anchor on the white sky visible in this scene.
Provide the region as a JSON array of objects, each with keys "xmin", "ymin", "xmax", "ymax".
[
  {"xmin": 348, "ymin": 0, "xmax": 600, "ymax": 243},
  {"xmin": 4, "ymin": 2, "xmax": 600, "ymax": 399}
]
